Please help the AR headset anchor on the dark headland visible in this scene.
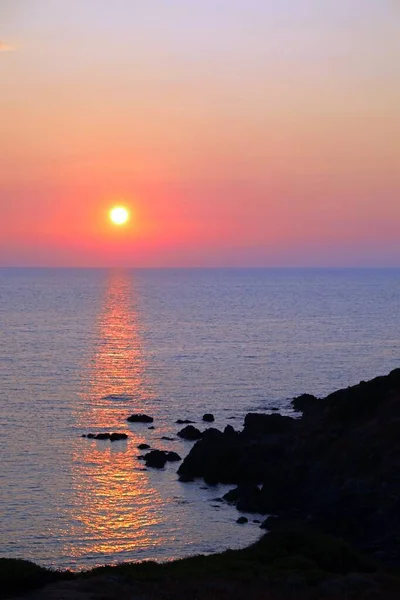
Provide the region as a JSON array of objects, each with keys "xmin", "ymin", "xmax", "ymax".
[{"xmin": 3, "ymin": 368, "xmax": 400, "ymax": 599}]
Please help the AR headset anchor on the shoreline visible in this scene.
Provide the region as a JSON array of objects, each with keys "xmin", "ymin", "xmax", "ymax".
[
  {"xmin": 2, "ymin": 527, "xmax": 399, "ymax": 600},
  {"xmin": 3, "ymin": 367, "xmax": 400, "ymax": 598}
]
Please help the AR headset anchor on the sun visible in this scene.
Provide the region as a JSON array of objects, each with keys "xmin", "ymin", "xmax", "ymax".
[{"xmin": 109, "ymin": 206, "xmax": 130, "ymax": 226}]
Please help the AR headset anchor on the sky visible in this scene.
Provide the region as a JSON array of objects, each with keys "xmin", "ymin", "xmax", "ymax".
[{"xmin": 0, "ymin": 0, "xmax": 399, "ymax": 267}]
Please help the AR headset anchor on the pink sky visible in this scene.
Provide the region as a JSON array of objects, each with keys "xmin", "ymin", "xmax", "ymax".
[{"xmin": 1, "ymin": 0, "xmax": 399, "ymax": 267}]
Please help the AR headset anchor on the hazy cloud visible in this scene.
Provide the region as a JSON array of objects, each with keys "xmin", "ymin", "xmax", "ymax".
[{"xmin": 0, "ymin": 41, "xmax": 15, "ymax": 51}]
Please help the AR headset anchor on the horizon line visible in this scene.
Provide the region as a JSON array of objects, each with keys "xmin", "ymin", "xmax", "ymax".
[{"xmin": 1, "ymin": 265, "xmax": 399, "ymax": 271}]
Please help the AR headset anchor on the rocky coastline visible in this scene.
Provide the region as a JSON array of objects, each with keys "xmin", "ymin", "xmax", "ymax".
[
  {"xmin": 178, "ymin": 368, "xmax": 400, "ymax": 567},
  {"xmin": 3, "ymin": 368, "xmax": 400, "ymax": 599}
]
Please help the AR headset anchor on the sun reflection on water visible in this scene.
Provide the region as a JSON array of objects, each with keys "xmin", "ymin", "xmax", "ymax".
[
  {"xmin": 83, "ymin": 269, "xmax": 152, "ymax": 417},
  {"xmin": 67, "ymin": 270, "xmax": 164, "ymax": 565}
]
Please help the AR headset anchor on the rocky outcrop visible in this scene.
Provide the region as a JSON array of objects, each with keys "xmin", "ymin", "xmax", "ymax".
[
  {"xmin": 143, "ymin": 449, "xmax": 182, "ymax": 468},
  {"xmin": 202, "ymin": 413, "xmax": 214, "ymax": 422},
  {"xmin": 143, "ymin": 450, "xmax": 168, "ymax": 468},
  {"xmin": 83, "ymin": 432, "xmax": 128, "ymax": 441},
  {"xmin": 166, "ymin": 451, "xmax": 181, "ymax": 462},
  {"xmin": 223, "ymin": 484, "xmax": 262, "ymax": 513},
  {"xmin": 127, "ymin": 414, "xmax": 153, "ymax": 423},
  {"xmin": 178, "ymin": 369, "xmax": 400, "ymax": 567},
  {"xmin": 109, "ymin": 432, "xmax": 128, "ymax": 441},
  {"xmin": 236, "ymin": 516, "xmax": 248, "ymax": 524},
  {"xmin": 291, "ymin": 393, "xmax": 320, "ymax": 414},
  {"xmin": 177, "ymin": 425, "xmax": 203, "ymax": 440}
]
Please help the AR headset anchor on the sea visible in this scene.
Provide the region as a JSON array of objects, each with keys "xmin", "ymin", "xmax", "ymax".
[{"xmin": 1, "ymin": 268, "xmax": 399, "ymax": 570}]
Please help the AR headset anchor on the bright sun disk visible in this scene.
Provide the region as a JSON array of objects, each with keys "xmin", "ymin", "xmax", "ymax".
[{"xmin": 109, "ymin": 206, "xmax": 130, "ymax": 226}]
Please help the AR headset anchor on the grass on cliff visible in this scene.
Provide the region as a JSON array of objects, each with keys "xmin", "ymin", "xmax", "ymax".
[
  {"xmin": 1, "ymin": 528, "xmax": 382, "ymax": 598},
  {"xmin": 0, "ymin": 529, "xmax": 390, "ymax": 598},
  {"xmin": 86, "ymin": 528, "xmax": 378, "ymax": 583},
  {"xmin": 0, "ymin": 558, "xmax": 71, "ymax": 598}
]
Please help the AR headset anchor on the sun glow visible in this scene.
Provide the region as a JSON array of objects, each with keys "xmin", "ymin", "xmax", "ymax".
[{"xmin": 109, "ymin": 206, "xmax": 130, "ymax": 226}]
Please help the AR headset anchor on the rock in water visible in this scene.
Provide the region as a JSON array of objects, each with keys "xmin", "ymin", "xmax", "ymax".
[
  {"xmin": 237, "ymin": 516, "xmax": 248, "ymax": 524},
  {"xmin": 166, "ymin": 451, "xmax": 181, "ymax": 462},
  {"xmin": 109, "ymin": 433, "xmax": 128, "ymax": 441},
  {"xmin": 94, "ymin": 433, "xmax": 111, "ymax": 440},
  {"xmin": 177, "ymin": 425, "xmax": 203, "ymax": 440},
  {"xmin": 202, "ymin": 413, "xmax": 215, "ymax": 422},
  {"xmin": 127, "ymin": 414, "xmax": 154, "ymax": 423},
  {"xmin": 143, "ymin": 450, "xmax": 182, "ymax": 468},
  {"xmin": 144, "ymin": 450, "xmax": 167, "ymax": 468},
  {"xmin": 223, "ymin": 484, "xmax": 261, "ymax": 512},
  {"xmin": 138, "ymin": 443, "xmax": 151, "ymax": 450},
  {"xmin": 84, "ymin": 432, "xmax": 127, "ymax": 441}
]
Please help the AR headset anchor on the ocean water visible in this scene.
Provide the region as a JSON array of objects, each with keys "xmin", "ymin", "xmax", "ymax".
[{"xmin": 1, "ymin": 268, "xmax": 399, "ymax": 570}]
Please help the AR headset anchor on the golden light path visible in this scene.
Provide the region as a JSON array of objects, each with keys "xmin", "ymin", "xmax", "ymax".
[
  {"xmin": 67, "ymin": 271, "xmax": 164, "ymax": 564},
  {"xmin": 109, "ymin": 205, "xmax": 130, "ymax": 226}
]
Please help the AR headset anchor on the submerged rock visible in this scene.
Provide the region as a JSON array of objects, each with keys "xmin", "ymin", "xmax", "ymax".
[
  {"xmin": 102, "ymin": 394, "xmax": 133, "ymax": 401},
  {"xmin": 176, "ymin": 419, "xmax": 195, "ymax": 424},
  {"xmin": 138, "ymin": 443, "xmax": 151, "ymax": 450},
  {"xmin": 177, "ymin": 425, "xmax": 203, "ymax": 440},
  {"xmin": 237, "ymin": 516, "xmax": 248, "ymax": 524},
  {"xmin": 127, "ymin": 413, "xmax": 153, "ymax": 423}
]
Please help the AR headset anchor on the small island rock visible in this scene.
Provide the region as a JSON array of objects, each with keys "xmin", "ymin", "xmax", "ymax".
[
  {"xmin": 127, "ymin": 414, "xmax": 154, "ymax": 423},
  {"xmin": 202, "ymin": 413, "xmax": 215, "ymax": 422},
  {"xmin": 94, "ymin": 433, "xmax": 111, "ymax": 440},
  {"xmin": 166, "ymin": 451, "xmax": 181, "ymax": 462},
  {"xmin": 109, "ymin": 432, "xmax": 128, "ymax": 441},
  {"xmin": 144, "ymin": 450, "xmax": 167, "ymax": 468}
]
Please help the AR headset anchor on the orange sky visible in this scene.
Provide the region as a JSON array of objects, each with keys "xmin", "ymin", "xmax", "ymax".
[{"xmin": 1, "ymin": 1, "xmax": 399, "ymax": 266}]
